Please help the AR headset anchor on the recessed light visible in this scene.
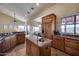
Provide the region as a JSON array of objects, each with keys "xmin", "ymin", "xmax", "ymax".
[{"xmin": 36, "ymin": 3, "xmax": 39, "ymax": 6}]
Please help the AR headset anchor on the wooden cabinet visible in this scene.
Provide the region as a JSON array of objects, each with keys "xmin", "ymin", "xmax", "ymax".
[
  {"xmin": 4, "ymin": 37, "xmax": 11, "ymax": 50},
  {"xmin": 0, "ymin": 32, "xmax": 25, "ymax": 53},
  {"xmin": 10, "ymin": 35, "xmax": 16, "ymax": 48},
  {"xmin": 30, "ymin": 43, "xmax": 39, "ymax": 56},
  {"xmin": 65, "ymin": 47, "xmax": 79, "ymax": 56},
  {"xmin": 2, "ymin": 35, "xmax": 16, "ymax": 52},
  {"xmin": 42, "ymin": 14, "xmax": 56, "ymax": 40},
  {"xmin": 26, "ymin": 38, "xmax": 39, "ymax": 56},
  {"xmin": 53, "ymin": 35, "xmax": 79, "ymax": 56},
  {"xmin": 65, "ymin": 39, "xmax": 79, "ymax": 55},
  {"xmin": 26, "ymin": 38, "xmax": 31, "ymax": 55},
  {"xmin": 26, "ymin": 38, "xmax": 51, "ymax": 56},
  {"xmin": 53, "ymin": 36, "xmax": 65, "ymax": 51},
  {"xmin": 40, "ymin": 45, "xmax": 51, "ymax": 56},
  {"xmin": 16, "ymin": 32, "xmax": 25, "ymax": 45}
]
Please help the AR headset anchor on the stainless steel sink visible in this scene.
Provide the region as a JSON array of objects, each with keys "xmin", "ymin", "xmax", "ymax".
[{"xmin": 38, "ymin": 38, "xmax": 44, "ymax": 42}]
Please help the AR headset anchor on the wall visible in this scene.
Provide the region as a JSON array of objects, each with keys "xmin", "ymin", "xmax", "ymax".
[
  {"xmin": 0, "ymin": 12, "xmax": 25, "ymax": 25},
  {"xmin": 0, "ymin": 12, "xmax": 25, "ymax": 32},
  {"xmin": 32, "ymin": 3, "xmax": 79, "ymax": 32}
]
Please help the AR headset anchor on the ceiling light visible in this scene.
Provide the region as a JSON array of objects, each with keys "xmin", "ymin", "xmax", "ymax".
[
  {"xmin": 36, "ymin": 3, "xmax": 39, "ymax": 6},
  {"xmin": 25, "ymin": 14, "xmax": 27, "ymax": 16}
]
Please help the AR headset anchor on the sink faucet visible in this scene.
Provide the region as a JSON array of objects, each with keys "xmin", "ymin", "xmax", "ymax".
[{"xmin": 37, "ymin": 33, "xmax": 39, "ymax": 43}]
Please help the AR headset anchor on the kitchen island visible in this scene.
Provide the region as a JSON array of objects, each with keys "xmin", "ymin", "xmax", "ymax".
[{"xmin": 26, "ymin": 35, "xmax": 52, "ymax": 56}]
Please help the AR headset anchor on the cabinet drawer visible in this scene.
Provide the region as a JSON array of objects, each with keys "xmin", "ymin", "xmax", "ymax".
[
  {"xmin": 65, "ymin": 39, "xmax": 79, "ymax": 44},
  {"xmin": 65, "ymin": 41, "xmax": 79, "ymax": 51},
  {"xmin": 65, "ymin": 47, "xmax": 79, "ymax": 56}
]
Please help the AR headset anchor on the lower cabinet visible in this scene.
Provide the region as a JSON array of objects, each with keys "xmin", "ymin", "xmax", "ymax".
[
  {"xmin": 65, "ymin": 47, "xmax": 79, "ymax": 56},
  {"xmin": 0, "ymin": 32, "xmax": 25, "ymax": 53},
  {"xmin": 53, "ymin": 35, "xmax": 79, "ymax": 56},
  {"xmin": 4, "ymin": 38, "xmax": 11, "ymax": 50},
  {"xmin": 10, "ymin": 35, "xmax": 16, "ymax": 48},
  {"xmin": 65, "ymin": 39, "xmax": 79, "ymax": 55},
  {"xmin": 52, "ymin": 36, "xmax": 65, "ymax": 51},
  {"xmin": 2, "ymin": 35, "xmax": 16, "ymax": 52},
  {"xmin": 16, "ymin": 32, "xmax": 25, "ymax": 45}
]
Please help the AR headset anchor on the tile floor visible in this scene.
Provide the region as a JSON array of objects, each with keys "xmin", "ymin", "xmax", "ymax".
[{"xmin": 2, "ymin": 43, "xmax": 69, "ymax": 56}]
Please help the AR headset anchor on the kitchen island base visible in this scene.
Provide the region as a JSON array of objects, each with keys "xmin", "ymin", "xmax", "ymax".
[{"xmin": 26, "ymin": 36, "xmax": 51, "ymax": 56}]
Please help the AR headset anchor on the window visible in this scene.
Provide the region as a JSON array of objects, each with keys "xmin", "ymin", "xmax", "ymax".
[
  {"xmin": 61, "ymin": 16, "xmax": 74, "ymax": 33},
  {"xmin": 76, "ymin": 24, "xmax": 79, "ymax": 34},
  {"xmin": 9, "ymin": 25, "xmax": 13, "ymax": 29},
  {"xmin": 62, "ymin": 18, "xmax": 66, "ymax": 24},
  {"xmin": 66, "ymin": 17, "xmax": 74, "ymax": 24},
  {"xmin": 33, "ymin": 27, "xmax": 40, "ymax": 33},
  {"xmin": 0, "ymin": 25, "xmax": 3, "ymax": 29},
  {"xmin": 61, "ymin": 15, "xmax": 79, "ymax": 34},
  {"xmin": 18, "ymin": 25, "xmax": 25, "ymax": 31},
  {"xmin": 66, "ymin": 25, "xmax": 74, "ymax": 33},
  {"xmin": 76, "ymin": 15, "xmax": 79, "ymax": 34},
  {"xmin": 27, "ymin": 25, "xmax": 30, "ymax": 33},
  {"xmin": 4, "ymin": 25, "xmax": 8, "ymax": 29},
  {"xmin": 14, "ymin": 25, "xmax": 18, "ymax": 30},
  {"xmin": 61, "ymin": 25, "xmax": 65, "ymax": 32}
]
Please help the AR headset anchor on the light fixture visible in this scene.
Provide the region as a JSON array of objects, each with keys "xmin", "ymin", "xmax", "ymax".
[
  {"xmin": 27, "ymin": 11, "xmax": 30, "ymax": 14},
  {"xmin": 13, "ymin": 12, "xmax": 16, "ymax": 23},
  {"xmin": 25, "ymin": 14, "xmax": 27, "ymax": 16},
  {"xmin": 36, "ymin": 3, "xmax": 39, "ymax": 6},
  {"xmin": 31, "ymin": 7, "xmax": 34, "ymax": 10}
]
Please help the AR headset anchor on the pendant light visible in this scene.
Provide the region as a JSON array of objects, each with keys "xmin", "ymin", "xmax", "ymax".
[{"xmin": 13, "ymin": 12, "xmax": 16, "ymax": 23}]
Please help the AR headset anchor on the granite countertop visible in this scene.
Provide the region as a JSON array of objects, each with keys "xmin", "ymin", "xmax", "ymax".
[
  {"xmin": 54, "ymin": 35, "xmax": 79, "ymax": 40},
  {"xmin": 0, "ymin": 37, "xmax": 4, "ymax": 43},
  {"xmin": 26, "ymin": 35, "xmax": 52, "ymax": 47},
  {"xmin": 0, "ymin": 33, "xmax": 16, "ymax": 41}
]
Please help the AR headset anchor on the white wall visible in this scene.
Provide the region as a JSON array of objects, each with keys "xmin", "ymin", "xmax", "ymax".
[{"xmin": 0, "ymin": 12, "xmax": 25, "ymax": 25}]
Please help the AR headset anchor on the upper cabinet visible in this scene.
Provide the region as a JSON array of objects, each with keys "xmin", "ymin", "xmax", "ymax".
[
  {"xmin": 42, "ymin": 14, "xmax": 56, "ymax": 39},
  {"xmin": 42, "ymin": 14, "xmax": 56, "ymax": 23}
]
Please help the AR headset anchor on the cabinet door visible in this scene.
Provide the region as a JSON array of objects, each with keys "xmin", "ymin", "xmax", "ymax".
[
  {"xmin": 56, "ymin": 39, "xmax": 65, "ymax": 51},
  {"xmin": 47, "ymin": 22, "xmax": 52, "ymax": 39},
  {"xmin": 65, "ymin": 39, "xmax": 79, "ymax": 55},
  {"xmin": 10, "ymin": 35, "xmax": 16, "ymax": 48},
  {"xmin": 65, "ymin": 46, "xmax": 79, "ymax": 56},
  {"xmin": 45, "ymin": 22, "xmax": 52, "ymax": 39},
  {"xmin": 40, "ymin": 46, "xmax": 51, "ymax": 56},
  {"xmin": 53, "ymin": 37, "xmax": 65, "ymax": 51},
  {"xmin": 4, "ymin": 37, "xmax": 11, "ymax": 51},
  {"xmin": 52, "ymin": 38, "xmax": 57, "ymax": 48},
  {"xmin": 26, "ymin": 39, "xmax": 31, "ymax": 56},
  {"xmin": 30, "ymin": 43, "xmax": 39, "ymax": 56}
]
